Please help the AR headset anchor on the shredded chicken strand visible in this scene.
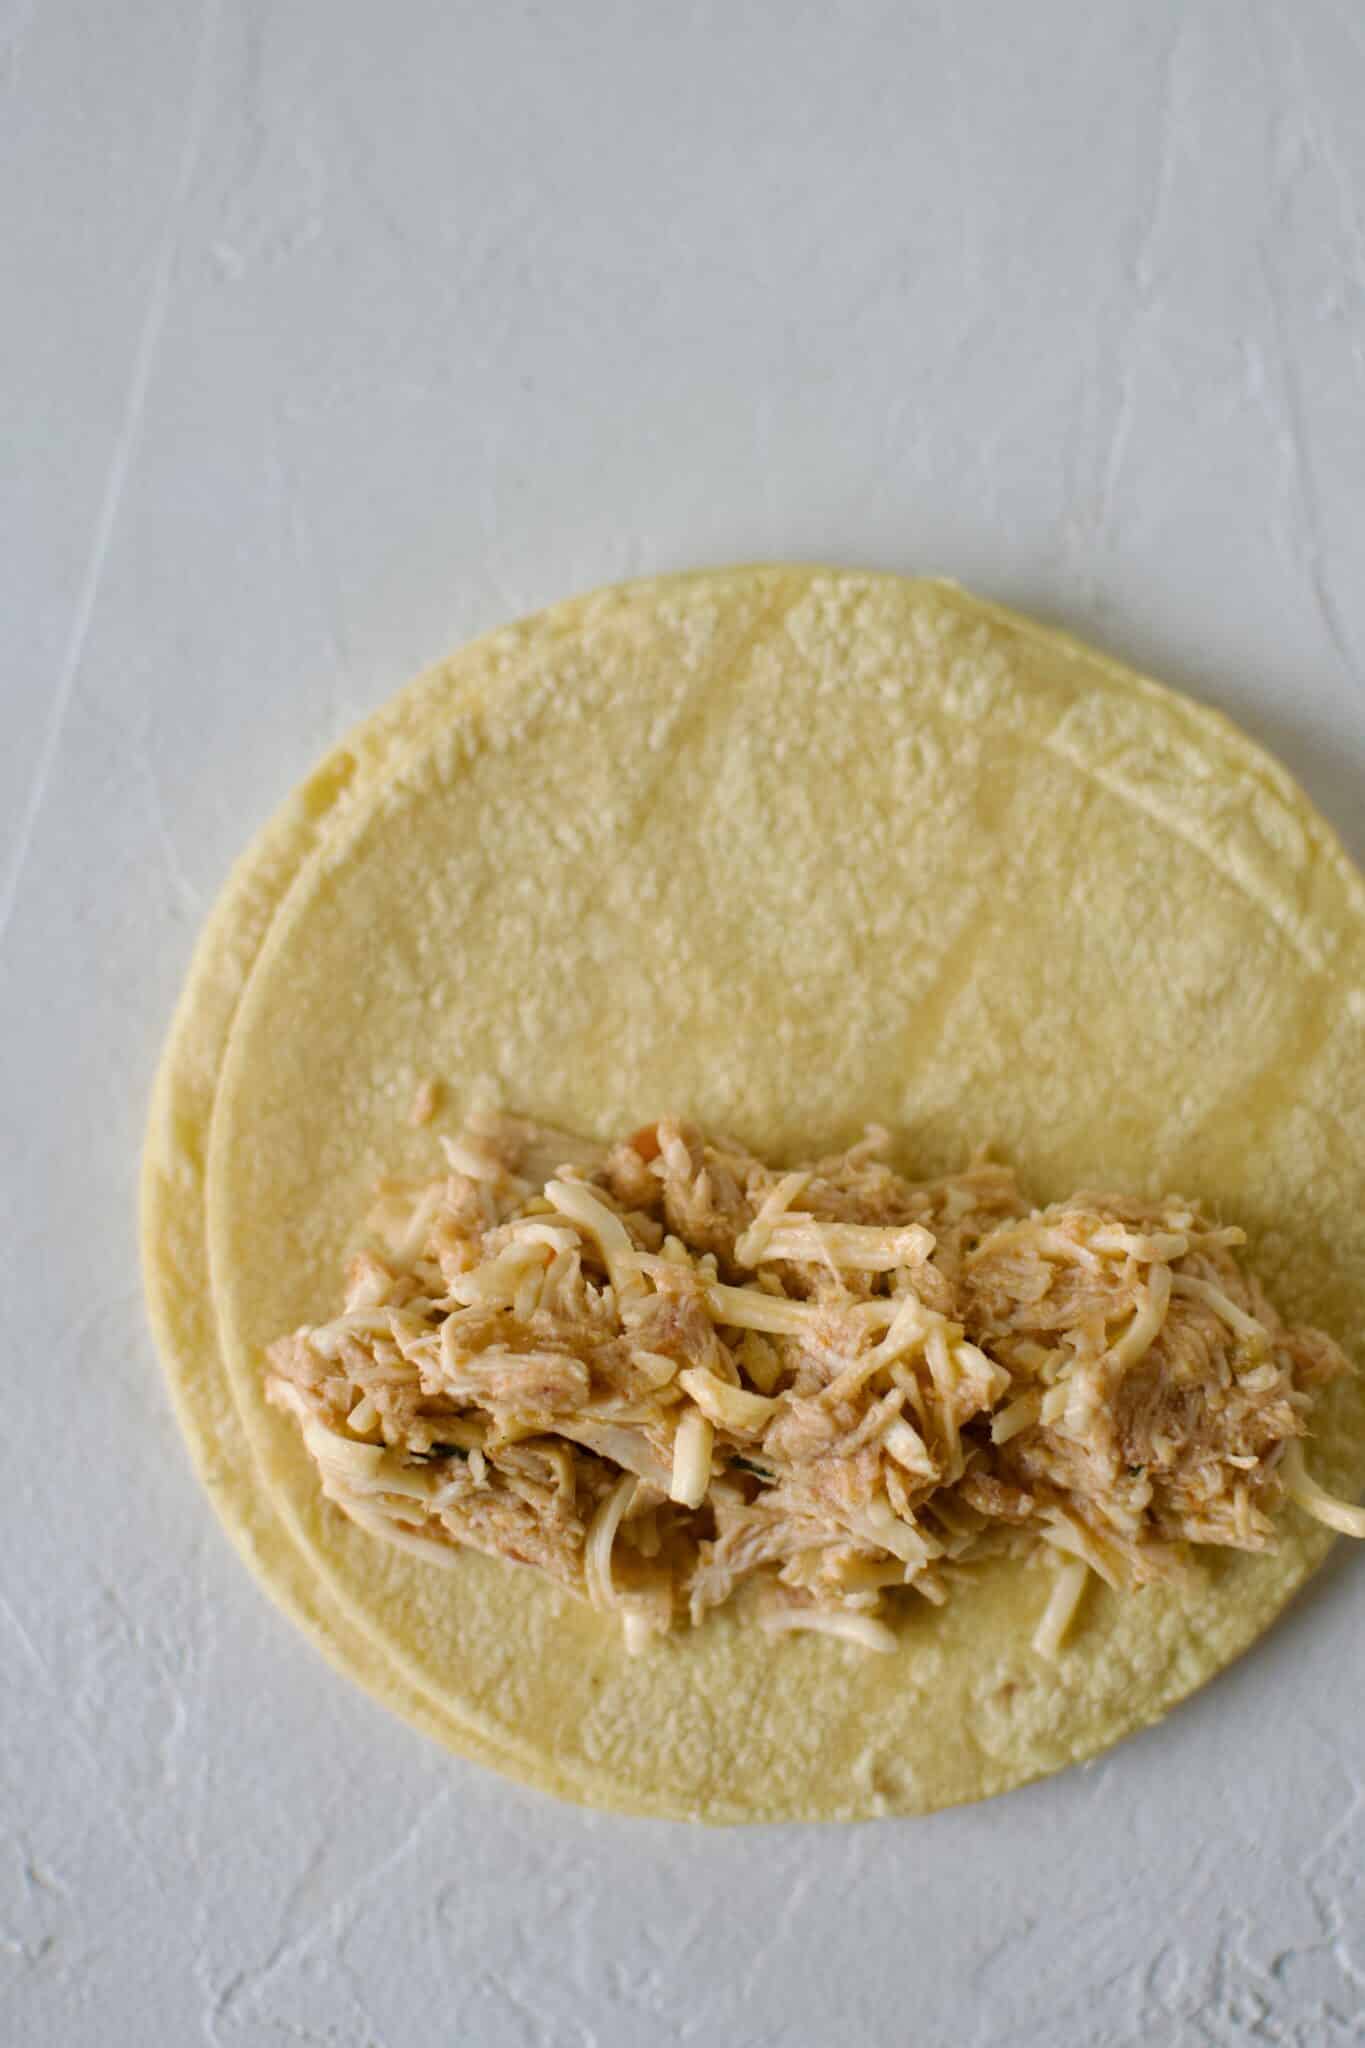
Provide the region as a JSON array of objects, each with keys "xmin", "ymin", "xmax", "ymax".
[{"xmin": 265, "ymin": 1113, "xmax": 1361, "ymax": 1658}]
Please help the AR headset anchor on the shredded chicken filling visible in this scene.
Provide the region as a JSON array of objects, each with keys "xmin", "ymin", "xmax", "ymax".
[{"xmin": 266, "ymin": 1113, "xmax": 1364, "ymax": 1658}]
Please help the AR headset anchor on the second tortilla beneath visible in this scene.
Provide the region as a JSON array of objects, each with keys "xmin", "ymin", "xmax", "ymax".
[{"xmin": 175, "ymin": 567, "xmax": 1365, "ymax": 1821}]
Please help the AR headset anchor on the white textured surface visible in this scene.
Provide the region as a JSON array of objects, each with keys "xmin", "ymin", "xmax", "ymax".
[{"xmin": 5, "ymin": 2, "xmax": 1365, "ymax": 2041}]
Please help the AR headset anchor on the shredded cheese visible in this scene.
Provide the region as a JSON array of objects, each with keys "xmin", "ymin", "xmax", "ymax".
[
  {"xmin": 1091, "ymin": 1225, "xmax": 1190, "ymax": 1262},
  {"xmin": 677, "ymin": 1366, "xmax": 778, "ymax": 1435},
  {"xmin": 622, "ymin": 1611, "xmax": 656, "ymax": 1655},
  {"xmin": 1282, "ymin": 1440, "xmax": 1365, "ymax": 1538},
  {"xmin": 1105, "ymin": 1264, "xmax": 1174, "ymax": 1373},
  {"xmin": 753, "ymin": 1218, "xmax": 936, "ymax": 1272},
  {"xmin": 584, "ymin": 1474, "xmax": 638, "ymax": 1611},
  {"xmin": 440, "ymin": 1134, "xmax": 508, "ymax": 1181},
  {"xmin": 1170, "ymin": 1272, "xmax": 1270, "ymax": 1351},
  {"xmin": 991, "ymin": 1390, "xmax": 1043, "ymax": 1445},
  {"xmin": 545, "ymin": 1176, "xmax": 648, "ymax": 1299},
  {"xmin": 733, "ymin": 1171, "xmax": 811, "ymax": 1265},
  {"xmin": 758, "ymin": 1608, "xmax": 898, "ymax": 1653},
  {"xmin": 392, "ymin": 1184, "xmax": 449, "ymax": 1266},
  {"xmin": 884, "ymin": 1416, "xmax": 937, "ymax": 1477},
  {"xmin": 670, "ymin": 1408, "xmax": 714, "ymax": 1508},
  {"xmin": 704, "ymin": 1281, "xmax": 829, "ymax": 1337},
  {"xmin": 1032, "ymin": 1559, "xmax": 1089, "ymax": 1660}
]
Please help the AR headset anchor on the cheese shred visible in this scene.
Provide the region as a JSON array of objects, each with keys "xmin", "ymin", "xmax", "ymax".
[
  {"xmin": 1282, "ymin": 1440, "xmax": 1365, "ymax": 1538},
  {"xmin": 1031, "ymin": 1559, "xmax": 1090, "ymax": 1660}
]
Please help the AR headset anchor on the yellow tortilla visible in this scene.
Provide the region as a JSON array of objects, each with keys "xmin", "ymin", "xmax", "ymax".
[{"xmin": 143, "ymin": 567, "xmax": 1365, "ymax": 1821}]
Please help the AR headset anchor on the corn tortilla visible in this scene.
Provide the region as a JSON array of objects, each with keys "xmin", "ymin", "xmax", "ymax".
[{"xmin": 143, "ymin": 567, "xmax": 1365, "ymax": 1821}]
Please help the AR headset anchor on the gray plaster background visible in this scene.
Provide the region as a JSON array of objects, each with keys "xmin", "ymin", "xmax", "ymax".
[{"xmin": 4, "ymin": 3, "xmax": 1365, "ymax": 2043}]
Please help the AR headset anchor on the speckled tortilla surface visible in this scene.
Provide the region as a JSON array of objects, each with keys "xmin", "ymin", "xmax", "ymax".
[{"xmin": 142, "ymin": 566, "xmax": 1365, "ymax": 1821}]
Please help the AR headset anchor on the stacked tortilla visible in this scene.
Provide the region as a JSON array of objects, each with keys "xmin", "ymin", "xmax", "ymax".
[{"xmin": 142, "ymin": 568, "xmax": 1365, "ymax": 1820}]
